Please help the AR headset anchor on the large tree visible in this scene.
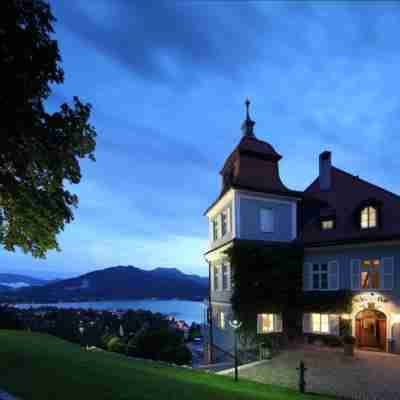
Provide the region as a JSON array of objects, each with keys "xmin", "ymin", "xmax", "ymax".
[{"xmin": 0, "ymin": 0, "xmax": 97, "ymax": 257}]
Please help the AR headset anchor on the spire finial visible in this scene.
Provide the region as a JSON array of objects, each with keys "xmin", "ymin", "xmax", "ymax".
[
  {"xmin": 245, "ymin": 98, "xmax": 251, "ymax": 119},
  {"xmin": 241, "ymin": 98, "xmax": 255, "ymax": 137}
]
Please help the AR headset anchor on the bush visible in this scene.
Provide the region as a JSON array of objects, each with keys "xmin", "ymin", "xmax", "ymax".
[
  {"xmin": 0, "ymin": 306, "xmax": 23, "ymax": 330},
  {"xmin": 129, "ymin": 327, "xmax": 189, "ymax": 364},
  {"xmin": 306, "ymin": 334, "xmax": 342, "ymax": 347},
  {"xmin": 160, "ymin": 345, "xmax": 192, "ymax": 365},
  {"xmin": 106, "ymin": 336, "xmax": 124, "ymax": 353},
  {"xmin": 342, "ymin": 335, "xmax": 356, "ymax": 345}
]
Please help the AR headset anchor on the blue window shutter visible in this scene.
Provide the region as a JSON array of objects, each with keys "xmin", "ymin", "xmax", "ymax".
[
  {"xmin": 328, "ymin": 261, "xmax": 339, "ymax": 290},
  {"xmin": 382, "ymin": 257, "xmax": 394, "ymax": 290},
  {"xmin": 351, "ymin": 259, "xmax": 361, "ymax": 290},
  {"xmin": 303, "ymin": 263, "xmax": 312, "ymax": 290},
  {"xmin": 328, "ymin": 315, "xmax": 340, "ymax": 336},
  {"xmin": 302, "ymin": 313, "xmax": 312, "ymax": 333}
]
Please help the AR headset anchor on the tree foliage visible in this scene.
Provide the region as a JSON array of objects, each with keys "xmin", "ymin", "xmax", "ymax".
[{"xmin": 0, "ymin": 0, "xmax": 96, "ymax": 257}]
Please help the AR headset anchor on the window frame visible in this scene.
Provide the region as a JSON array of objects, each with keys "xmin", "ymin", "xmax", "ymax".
[
  {"xmin": 360, "ymin": 206, "xmax": 378, "ymax": 229},
  {"xmin": 312, "ymin": 263, "xmax": 329, "ymax": 290},
  {"xmin": 360, "ymin": 259, "xmax": 380, "ymax": 290}
]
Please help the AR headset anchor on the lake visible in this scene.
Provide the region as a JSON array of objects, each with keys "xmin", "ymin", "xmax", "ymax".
[{"xmin": 15, "ymin": 299, "xmax": 206, "ymax": 324}]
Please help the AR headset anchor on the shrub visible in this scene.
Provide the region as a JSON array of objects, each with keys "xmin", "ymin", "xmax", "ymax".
[
  {"xmin": 342, "ymin": 335, "xmax": 356, "ymax": 345},
  {"xmin": 106, "ymin": 336, "xmax": 124, "ymax": 353},
  {"xmin": 306, "ymin": 334, "xmax": 342, "ymax": 347},
  {"xmin": 160, "ymin": 345, "xmax": 192, "ymax": 365}
]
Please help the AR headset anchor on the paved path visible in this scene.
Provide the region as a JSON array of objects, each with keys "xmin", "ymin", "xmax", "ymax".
[
  {"xmin": 0, "ymin": 389, "xmax": 20, "ymax": 400},
  {"xmin": 226, "ymin": 345, "xmax": 400, "ymax": 400}
]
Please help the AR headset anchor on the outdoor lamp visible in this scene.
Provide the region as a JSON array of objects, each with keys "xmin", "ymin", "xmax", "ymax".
[{"xmin": 229, "ymin": 318, "xmax": 242, "ymax": 382}]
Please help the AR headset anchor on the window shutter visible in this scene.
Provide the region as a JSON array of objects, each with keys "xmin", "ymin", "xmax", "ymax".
[
  {"xmin": 303, "ymin": 263, "xmax": 312, "ymax": 291},
  {"xmin": 209, "ymin": 220, "xmax": 213, "ymax": 242},
  {"xmin": 260, "ymin": 209, "xmax": 274, "ymax": 233},
  {"xmin": 302, "ymin": 313, "xmax": 312, "ymax": 333},
  {"xmin": 275, "ymin": 314, "xmax": 283, "ymax": 333},
  {"xmin": 226, "ymin": 207, "xmax": 231, "ymax": 233},
  {"xmin": 351, "ymin": 259, "xmax": 361, "ymax": 290},
  {"xmin": 210, "ymin": 264, "xmax": 214, "ymax": 292},
  {"xmin": 328, "ymin": 315, "xmax": 340, "ymax": 336},
  {"xmin": 226, "ymin": 262, "xmax": 231, "ymax": 290},
  {"xmin": 381, "ymin": 257, "xmax": 394, "ymax": 290},
  {"xmin": 257, "ymin": 314, "xmax": 262, "ymax": 334},
  {"xmin": 328, "ymin": 261, "xmax": 339, "ymax": 290}
]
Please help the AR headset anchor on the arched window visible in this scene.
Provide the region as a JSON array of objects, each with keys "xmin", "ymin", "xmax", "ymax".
[{"xmin": 360, "ymin": 206, "xmax": 377, "ymax": 229}]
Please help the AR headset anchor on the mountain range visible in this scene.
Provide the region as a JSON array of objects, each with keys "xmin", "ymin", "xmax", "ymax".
[
  {"xmin": 0, "ymin": 273, "xmax": 49, "ymax": 290},
  {"xmin": 0, "ymin": 266, "xmax": 208, "ymax": 302}
]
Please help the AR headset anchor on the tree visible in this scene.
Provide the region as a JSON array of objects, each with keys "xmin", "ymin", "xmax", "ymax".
[{"xmin": 0, "ymin": 0, "xmax": 96, "ymax": 257}]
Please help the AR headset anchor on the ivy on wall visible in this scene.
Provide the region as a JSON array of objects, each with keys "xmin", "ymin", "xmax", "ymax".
[{"xmin": 226, "ymin": 240, "xmax": 353, "ymax": 338}]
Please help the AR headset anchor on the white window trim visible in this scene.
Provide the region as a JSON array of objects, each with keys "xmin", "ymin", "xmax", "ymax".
[{"xmin": 310, "ymin": 261, "xmax": 339, "ymax": 291}]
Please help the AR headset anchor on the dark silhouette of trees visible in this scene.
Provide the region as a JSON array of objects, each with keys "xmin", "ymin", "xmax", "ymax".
[{"xmin": 0, "ymin": 0, "xmax": 97, "ymax": 257}]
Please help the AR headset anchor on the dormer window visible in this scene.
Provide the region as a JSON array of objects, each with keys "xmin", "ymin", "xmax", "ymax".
[{"xmin": 361, "ymin": 206, "xmax": 377, "ymax": 229}]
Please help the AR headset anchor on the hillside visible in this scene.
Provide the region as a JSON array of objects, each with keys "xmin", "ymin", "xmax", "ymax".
[
  {"xmin": 0, "ymin": 273, "xmax": 48, "ymax": 289},
  {"xmin": 1, "ymin": 266, "xmax": 208, "ymax": 302},
  {"xmin": 0, "ymin": 330, "xmax": 331, "ymax": 400}
]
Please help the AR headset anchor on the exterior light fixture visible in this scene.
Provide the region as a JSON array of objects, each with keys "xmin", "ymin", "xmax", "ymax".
[{"xmin": 229, "ymin": 319, "xmax": 242, "ymax": 382}]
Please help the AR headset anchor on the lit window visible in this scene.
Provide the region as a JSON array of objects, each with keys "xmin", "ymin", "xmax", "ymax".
[
  {"xmin": 257, "ymin": 313, "xmax": 281, "ymax": 333},
  {"xmin": 311, "ymin": 313, "xmax": 329, "ymax": 333},
  {"xmin": 321, "ymin": 219, "xmax": 334, "ymax": 230},
  {"xmin": 361, "ymin": 206, "xmax": 377, "ymax": 229},
  {"xmin": 219, "ymin": 311, "xmax": 225, "ymax": 329},
  {"xmin": 361, "ymin": 259, "xmax": 380, "ymax": 289}
]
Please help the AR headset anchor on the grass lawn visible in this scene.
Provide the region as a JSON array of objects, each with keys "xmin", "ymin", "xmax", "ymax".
[{"xmin": 0, "ymin": 330, "xmax": 333, "ymax": 400}]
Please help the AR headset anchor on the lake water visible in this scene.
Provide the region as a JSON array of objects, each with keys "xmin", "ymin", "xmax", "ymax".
[{"xmin": 15, "ymin": 300, "xmax": 206, "ymax": 324}]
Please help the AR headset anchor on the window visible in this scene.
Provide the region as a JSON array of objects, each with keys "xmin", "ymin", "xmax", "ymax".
[
  {"xmin": 222, "ymin": 263, "xmax": 230, "ymax": 290},
  {"xmin": 303, "ymin": 313, "xmax": 340, "ymax": 335},
  {"xmin": 257, "ymin": 314, "xmax": 282, "ymax": 333},
  {"xmin": 219, "ymin": 311, "xmax": 225, "ymax": 329},
  {"xmin": 311, "ymin": 313, "xmax": 329, "ymax": 333},
  {"xmin": 361, "ymin": 206, "xmax": 377, "ymax": 229},
  {"xmin": 260, "ymin": 208, "xmax": 274, "ymax": 233},
  {"xmin": 213, "ymin": 265, "xmax": 220, "ymax": 291},
  {"xmin": 321, "ymin": 219, "xmax": 334, "ymax": 230},
  {"xmin": 361, "ymin": 259, "xmax": 380, "ymax": 289},
  {"xmin": 312, "ymin": 264, "xmax": 328, "ymax": 290},
  {"xmin": 212, "ymin": 218, "xmax": 219, "ymax": 241}
]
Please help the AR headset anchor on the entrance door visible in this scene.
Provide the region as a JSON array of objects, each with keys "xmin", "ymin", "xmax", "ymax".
[{"xmin": 356, "ymin": 310, "xmax": 386, "ymax": 350}]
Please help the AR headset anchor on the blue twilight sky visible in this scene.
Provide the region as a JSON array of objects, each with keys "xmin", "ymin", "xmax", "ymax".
[{"xmin": 2, "ymin": 0, "xmax": 400, "ymax": 279}]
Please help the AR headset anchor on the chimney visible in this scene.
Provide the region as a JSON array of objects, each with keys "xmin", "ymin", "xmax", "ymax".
[{"xmin": 319, "ymin": 151, "xmax": 332, "ymax": 191}]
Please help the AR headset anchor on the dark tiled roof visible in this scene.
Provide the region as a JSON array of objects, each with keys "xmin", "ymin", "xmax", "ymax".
[{"xmin": 301, "ymin": 167, "xmax": 400, "ymax": 244}]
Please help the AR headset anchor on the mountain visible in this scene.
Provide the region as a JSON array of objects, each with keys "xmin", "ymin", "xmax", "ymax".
[
  {"xmin": 1, "ymin": 266, "xmax": 208, "ymax": 302},
  {"xmin": 0, "ymin": 273, "xmax": 49, "ymax": 290}
]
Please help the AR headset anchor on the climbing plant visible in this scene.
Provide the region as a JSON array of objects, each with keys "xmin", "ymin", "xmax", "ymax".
[{"xmin": 227, "ymin": 240, "xmax": 353, "ymax": 339}]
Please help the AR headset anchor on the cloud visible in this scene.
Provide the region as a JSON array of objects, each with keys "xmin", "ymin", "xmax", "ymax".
[{"xmin": 51, "ymin": 0, "xmax": 268, "ymax": 87}]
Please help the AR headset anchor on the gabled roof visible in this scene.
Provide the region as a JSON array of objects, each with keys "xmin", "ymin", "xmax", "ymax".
[{"xmin": 301, "ymin": 167, "xmax": 400, "ymax": 244}]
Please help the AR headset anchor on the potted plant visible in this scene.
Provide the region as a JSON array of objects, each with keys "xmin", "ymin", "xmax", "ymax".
[{"xmin": 342, "ymin": 335, "xmax": 356, "ymax": 356}]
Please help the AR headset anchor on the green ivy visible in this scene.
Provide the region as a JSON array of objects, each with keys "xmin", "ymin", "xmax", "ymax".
[{"xmin": 226, "ymin": 240, "xmax": 353, "ymax": 337}]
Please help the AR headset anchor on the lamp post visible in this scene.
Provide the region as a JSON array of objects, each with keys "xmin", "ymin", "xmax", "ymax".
[
  {"xmin": 78, "ymin": 321, "xmax": 85, "ymax": 349},
  {"xmin": 229, "ymin": 319, "xmax": 242, "ymax": 382}
]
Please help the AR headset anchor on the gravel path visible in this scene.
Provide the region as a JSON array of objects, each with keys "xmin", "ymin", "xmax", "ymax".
[{"xmin": 227, "ymin": 345, "xmax": 400, "ymax": 400}]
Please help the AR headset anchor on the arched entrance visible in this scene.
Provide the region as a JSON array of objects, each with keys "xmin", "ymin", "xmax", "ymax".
[{"xmin": 355, "ymin": 309, "xmax": 387, "ymax": 350}]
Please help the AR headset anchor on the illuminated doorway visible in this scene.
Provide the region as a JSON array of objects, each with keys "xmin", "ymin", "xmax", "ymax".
[{"xmin": 355, "ymin": 309, "xmax": 387, "ymax": 351}]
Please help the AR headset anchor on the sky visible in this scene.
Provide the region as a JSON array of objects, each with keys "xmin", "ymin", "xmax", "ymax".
[{"xmin": 2, "ymin": 0, "xmax": 400, "ymax": 280}]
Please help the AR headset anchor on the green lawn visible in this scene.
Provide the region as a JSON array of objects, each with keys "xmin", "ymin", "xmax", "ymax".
[{"xmin": 0, "ymin": 330, "xmax": 332, "ymax": 400}]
